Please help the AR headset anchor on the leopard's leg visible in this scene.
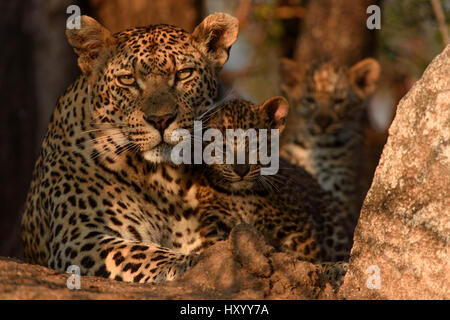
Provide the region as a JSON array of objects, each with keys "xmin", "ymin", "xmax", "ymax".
[
  {"xmin": 49, "ymin": 234, "xmax": 200, "ymax": 283},
  {"xmin": 192, "ymin": 203, "xmax": 240, "ymax": 253},
  {"xmin": 251, "ymin": 209, "xmax": 324, "ymax": 262},
  {"xmin": 276, "ymin": 227, "xmax": 324, "ymax": 262}
]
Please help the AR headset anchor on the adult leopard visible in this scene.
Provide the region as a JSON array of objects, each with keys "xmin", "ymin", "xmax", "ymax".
[{"xmin": 21, "ymin": 14, "xmax": 239, "ymax": 283}]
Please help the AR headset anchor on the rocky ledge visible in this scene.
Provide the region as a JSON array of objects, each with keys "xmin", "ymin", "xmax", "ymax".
[{"xmin": 0, "ymin": 224, "xmax": 336, "ymax": 299}]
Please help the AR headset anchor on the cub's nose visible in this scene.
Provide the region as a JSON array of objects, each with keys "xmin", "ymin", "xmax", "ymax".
[
  {"xmin": 144, "ymin": 113, "xmax": 177, "ymax": 132},
  {"xmin": 315, "ymin": 114, "xmax": 332, "ymax": 131},
  {"xmin": 233, "ymin": 164, "xmax": 250, "ymax": 178}
]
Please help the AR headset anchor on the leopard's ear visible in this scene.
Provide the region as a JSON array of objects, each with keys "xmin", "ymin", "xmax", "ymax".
[
  {"xmin": 280, "ymin": 58, "xmax": 302, "ymax": 96},
  {"xmin": 192, "ymin": 13, "xmax": 239, "ymax": 71},
  {"xmin": 259, "ymin": 96, "xmax": 289, "ymax": 132},
  {"xmin": 349, "ymin": 58, "xmax": 380, "ymax": 99},
  {"xmin": 66, "ymin": 16, "xmax": 116, "ymax": 81}
]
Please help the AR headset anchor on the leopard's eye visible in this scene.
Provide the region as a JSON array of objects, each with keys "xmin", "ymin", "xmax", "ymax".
[
  {"xmin": 334, "ymin": 98, "xmax": 345, "ymax": 104},
  {"xmin": 175, "ymin": 68, "xmax": 194, "ymax": 81},
  {"xmin": 305, "ymin": 96, "xmax": 315, "ymax": 103},
  {"xmin": 117, "ymin": 74, "xmax": 136, "ymax": 86}
]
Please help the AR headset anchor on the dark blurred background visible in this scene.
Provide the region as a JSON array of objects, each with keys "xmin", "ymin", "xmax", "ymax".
[{"xmin": 1, "ymin": 0, "xmax": 448, "ymax": 259}]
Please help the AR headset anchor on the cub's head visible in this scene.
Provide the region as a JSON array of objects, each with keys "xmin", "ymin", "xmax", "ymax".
[
  {"xmin": 66, "ymin": 14, "xmax": 238, "ymax": 163},
  {"xmin": 198, "ymin": 97, "xmax": 289, "ymax": 193},
  {"xmin": 281, "ymin": 58, "xmax": 380, "ymax": 137}
]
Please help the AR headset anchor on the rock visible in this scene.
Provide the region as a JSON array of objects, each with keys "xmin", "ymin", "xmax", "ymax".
[
  {"xmin": 0, "ymin": 224, "xmax": 335, "ymax": 299},
  {"xmin": 339, "ymin": 45, "xmax": 450, "ymax": 299}
]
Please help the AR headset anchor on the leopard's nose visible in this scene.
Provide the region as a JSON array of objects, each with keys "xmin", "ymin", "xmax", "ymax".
[
  {"xmin": 233, "ymin": 164, "xmax": 250, "ymax": 178},
  {"xmin": 315, "ymin": 115, "xmax": 332, "ymax": 131},
  {"xmin": 145, "ymin": 113, "xmax": 177, "ymax": 132}
]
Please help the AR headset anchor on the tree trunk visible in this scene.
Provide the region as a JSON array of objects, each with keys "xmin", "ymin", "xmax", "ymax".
[
  {"xmin": 0, "ymin": 1, "xmax": 37, "ymax": 258},
  {"xmin": 0, "ymin": 0, "xmax": 79, "ymax": 258},
  {"xmin": 294, "ymin": 0, "xmax": 379, "ymax": 65}
]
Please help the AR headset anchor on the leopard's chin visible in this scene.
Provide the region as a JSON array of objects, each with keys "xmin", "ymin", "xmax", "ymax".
[
  {"xmin": 142, "ymin": 143, "xmax": 174, "ymax": 164},
  {"xmin": 228, "ymin": 180, "xmax": 253, "ymax": 192}
]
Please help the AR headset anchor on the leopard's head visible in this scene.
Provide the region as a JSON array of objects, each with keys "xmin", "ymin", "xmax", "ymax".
[
  {"xmin": 199, "ymin": 97, "xmax": 289, "ymax": 193},
  {"xmin": 66, "ymin": 14, "xmax": 238, "ymax": 163},
  {"xmin": 281, "ymin": 58, "xmax": 380, "ymax": 139}
]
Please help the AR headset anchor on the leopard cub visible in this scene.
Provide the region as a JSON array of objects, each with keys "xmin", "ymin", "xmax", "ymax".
[
  {"xmin": 280, "ymin": 58, "xmax": 380, "ymax": 225},
  {"xmin": 192, "ymin": 97, "xmax": 354, "ymax": 262}
]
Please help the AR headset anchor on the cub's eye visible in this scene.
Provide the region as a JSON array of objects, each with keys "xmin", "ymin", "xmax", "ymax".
[
  {"xmin": 334, "ymin": 98, "xmax": 345, "ymax": 104},
  {"xmin": 175, "ymin": 68, "xmax": 194, "ymax": 81},
  {"xmin": 117, "ymin": 74, "xmax": 136, "ymax": 86},
  {"xmin": 305, "ymin": 96, "xmax": 315, "ymax": 103}
]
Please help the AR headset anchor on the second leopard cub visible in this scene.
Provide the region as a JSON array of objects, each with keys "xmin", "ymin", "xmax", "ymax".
[
  {"xmin": 192, "ymin": 97, "xmax": 354, "ymax": 262},
  {"xmin": 280, "ymin": 58, "xmax": 381, "ymax": 225}
]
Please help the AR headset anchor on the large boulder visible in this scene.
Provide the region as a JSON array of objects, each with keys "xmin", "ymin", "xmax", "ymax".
[{"xmin": 339, "ymin": 45, "xmax": 450, "ymax": 299}]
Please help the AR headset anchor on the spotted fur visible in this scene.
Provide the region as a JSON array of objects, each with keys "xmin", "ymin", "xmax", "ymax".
[
  {"xmin": 315, "ymin": 261, "xmax": 349, "ymax": 291},
  {"xmin": 21, "ymin": 14, "xmax": 239, "ymax": 283},
  {"xmin": 280, "ymin": 58, "xmax": 380, "ymax": 225},
  {"xmin": 193, "ymin": 98, "xmax": 355, "ymax": 262}
]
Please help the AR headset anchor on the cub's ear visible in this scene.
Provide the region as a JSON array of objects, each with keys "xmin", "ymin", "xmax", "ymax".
[
  {"xmin": 280, "ymin": 58, "xmax": 302, "ymax": 96},
  {"xmin": 349, "ymin": 58, "xmax": 380, "ymax": 98},
  {"xmin": 192, "ymin": 13, "xmax": 239, "ymax": 71},
  {"xmin": 66, "ymin": 16, "xmax": 116, "ymax": 81},
  {"xmin": 259, "ymin": 96, "xmax": 289, "ymax": 132}
]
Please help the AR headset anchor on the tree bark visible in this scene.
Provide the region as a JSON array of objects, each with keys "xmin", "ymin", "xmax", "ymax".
[
  {"xmin": 0, "ymin": 0, "xmax": 79, "ymax": 258},
  {"xmin": 294, "ymin": 0, "xmax": 379, "ymax": 65},
  {"xmin": 0, "ymin": 1, "xmax": 36, "ymax": 258}
]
